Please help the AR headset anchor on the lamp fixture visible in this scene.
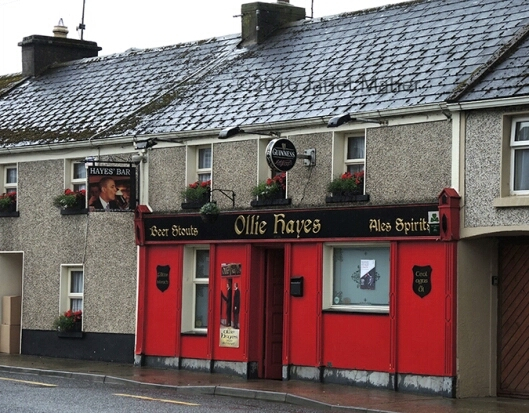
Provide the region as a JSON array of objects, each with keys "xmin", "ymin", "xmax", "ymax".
[
  {"xmin": 134, "ymin": 138, "xmax": 158, "ymax": 150},
  {"xmin": 218, "ymin": 126, "xmax": 244, "ymax": 139},
  {"xmin": 327, "ymin": 114, "xmax": 387, "ymax": 127}
]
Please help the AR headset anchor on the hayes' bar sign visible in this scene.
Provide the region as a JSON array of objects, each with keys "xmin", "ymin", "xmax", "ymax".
[{"xmin": 143, "ymin": 204, "xmax": 437, "ymax": 242}]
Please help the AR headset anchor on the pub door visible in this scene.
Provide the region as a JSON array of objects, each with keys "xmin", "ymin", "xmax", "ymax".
[
  {"xmin": 498, "ymin": 239, "xmax": 529, "ymax": 398},
  {"xmin": 262, "ymin": 248, "xmax": 285, "ymax": 380}
]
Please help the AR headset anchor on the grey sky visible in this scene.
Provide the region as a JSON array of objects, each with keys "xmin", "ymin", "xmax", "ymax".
[{"xmin": 0, "ymin": 0, "xmax": 410, "ymax": 75}]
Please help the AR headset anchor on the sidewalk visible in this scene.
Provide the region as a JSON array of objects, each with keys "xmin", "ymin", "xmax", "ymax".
[{"xmin": 0, "ymin": 354, "xmax": 528, "ymax": 413}]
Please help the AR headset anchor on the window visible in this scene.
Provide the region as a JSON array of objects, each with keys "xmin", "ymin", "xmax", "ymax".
[
  {"xmin": 3, "ymin": 165, "xmax": 17, "ymax": 194},
  {"xmin": 323, "ymin": 244, "xmax": 390, "ymax": 313},
  {"xmin": 182, "ymin": 247, "xmax": 210, "ymax": 332},
  {"xmin": 345, "ymin": 136, "xmax": 365, "ymax": 175},
  {"xmin": 71, "ymin": 161, "xmax": 87, "ymax": 192},
  {"xmin": 511, "ymin": 119, "xmax": 529, "ymax": 193},
  {"xmin": 197, "ymin": 146, "xmax": 212, "ymax": 183},
  {"xmin": 60, "ymin": 265, "xmax": 84, "ymax": 313}
]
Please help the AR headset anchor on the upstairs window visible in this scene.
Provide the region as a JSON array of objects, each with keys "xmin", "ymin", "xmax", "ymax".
[
  {"xmin": 4, "ymin": 165, "xmax": 17, "ymax": 194},
  {"xmin": 511, "ymin": 119, "xmax": 529, "ymax": 193},
  {"xmin": 345, "ymin": 136, "xmax": 365, "ymax": 175},
  {"xmin": 71, "ymin": 161, "xmax": 87, "ymax": 192},
  {"xmin": 60, "ymin": 265, "xmax": 84, "ymax": 313},
  {"xmin": 197, "ymin": 146, "xmax": 212, "ymax": 183}
]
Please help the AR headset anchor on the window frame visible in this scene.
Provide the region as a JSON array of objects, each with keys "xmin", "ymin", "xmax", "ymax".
[
  {"xmin": 510, "ymin": 117, "xmax": 529, "ymax": 195},
  {"xmin": 344, "ymin": 135, "xmax": 366, "ymax": 175},
  {"xmin": 3, "ymin": 164, "xmax": 17, "ymax": 194},
  {"xmin": 197, "ymin": 146, "xmax": 212, "ymax": 183},
  {"xmin": 323, "ymin": 242, "xmax": 390, "ymax": 314},
  {"xmin": 181, "ymin": 246, "xmax": 210, "ymax": 333},
  {"xmin": 69, "ymin": 160, "xmax": 87, "ymax": 192},
  {"xmin": 60, "ymin": 265, "xmax": 84, "ymax": 319}
]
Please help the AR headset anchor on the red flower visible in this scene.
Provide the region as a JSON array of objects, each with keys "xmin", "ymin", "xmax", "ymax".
[
  {"xmin": 189, "ymin": 182, "xmax": 198, "ymax": 189},
  {"xmin": 200, "ymin": 180, "xmax": 211, "ymax": 188},
  {"xmin": 64, "ymin": 189, "xmax": 73, "ymax": 195}
]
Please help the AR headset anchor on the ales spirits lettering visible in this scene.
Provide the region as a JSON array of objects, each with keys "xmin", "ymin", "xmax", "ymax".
[{"xmin": 369, "ymin": 218, "xmax": 428, "ymax": 234}]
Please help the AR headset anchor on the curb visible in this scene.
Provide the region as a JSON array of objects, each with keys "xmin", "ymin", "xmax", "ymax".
[{"xmin": 0, "ymin": 364, "xmax": 395, "ymax": 413}]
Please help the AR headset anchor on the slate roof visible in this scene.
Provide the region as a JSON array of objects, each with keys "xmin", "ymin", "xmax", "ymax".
[{"xmin": 1, "ymin": 0, "xmax": 529, "ymax": 147}]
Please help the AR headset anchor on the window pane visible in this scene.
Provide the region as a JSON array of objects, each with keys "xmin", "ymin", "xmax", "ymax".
[
  {"xmin": 195, "ymin": 284, "xmax": 209, "ymax": 328},
  {"xmin": 70, "ymin": 271, "xmax": 84, "ymax": 293},
  {"xmin": 6, "ymin": 167, "xmax": 17, "ymax": 184},
  {"xmin": 347, "ymin": 164, "xmax": 365, "ymax": 174},
  {"xmin": 198, "ymin": 148, "xmax": 212, "ymax": 169},
  {"xmin": 73, "ymin": 163, "xmax": 86, "ymax": 179},
  {"xmin": 70, "ymin": 298, "xmax": 83, "ymax": 312},
  {"xmin": 6, "ymin": 188, "xmax": 16, "ymax": 194},
  {"xmin": 332, "ymin": 247, "xmax": 389, "ymax": 306},
  {"xmin": 515, "ymin": 122, "xmax": 529, "ymax": 142},
  {"xmin": 514, "ymin": 149, "xmax": 529, "ymax": 190},
  {"xmin": 73, "ymin": 183, "xmax": 86, "ymax": 191},
  {"xmin": 347, "ymin": 137, "xmax": 365, "ymax": 160},
  {"xmin": 195, "ymin": 250, "xmax": 209, "ymax": 279},
  {"xmin": 198, "ymin": 173, "xmax": 211, "ymax": 183}
]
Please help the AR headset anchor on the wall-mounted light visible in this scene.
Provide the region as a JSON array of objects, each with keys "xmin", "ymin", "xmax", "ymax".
[
  {"xmin": 327, "ymin": 113, "xmax": 387, "ymax": 128},
  {"xmin": 218, "ymin": 126, "xmax": 244, "ymax": 139},
  {"xmin": 134, "ymin": 138, "xmax": 158, "ymax": 150}
]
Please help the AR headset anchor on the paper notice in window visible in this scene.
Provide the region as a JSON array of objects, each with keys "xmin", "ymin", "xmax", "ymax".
[{"xmin": 360, "ymin": 259, "xmax": 376, "ymax": 290}]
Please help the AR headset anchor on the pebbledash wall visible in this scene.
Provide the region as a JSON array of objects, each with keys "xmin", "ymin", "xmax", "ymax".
[
  {"xmin": 0, "ymin": 155, "xmax": 137, "ymax": 363},
  {"xmin": 134, "ymin": 119, "xmax": 459, "ymax": 397}
]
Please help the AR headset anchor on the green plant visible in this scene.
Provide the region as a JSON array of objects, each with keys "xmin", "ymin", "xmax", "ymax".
[
  {"xmin": 327, "ymin": 171, "xmax": 364, "ymax": 194},
  {"xmin": 53, "ymin": 188, "xmax": 86, "ymax": 209},
  {"xmin": 182, "ymin": 180, "xmax": 211, "ymax": 202},
  {"xmin": 251, "ymin": 172, "xmax": 286, "ymax": 199},
  {"xmin": 52, "ymin": 309, "xmax": 82, "ymax": 332},
  {"xmin": 199, "ymin": 201, "xmax": 220, "ymax": 215},
  {"xmin": 0, "ymin": 192, "xmax": 16, "ymax": 210}
]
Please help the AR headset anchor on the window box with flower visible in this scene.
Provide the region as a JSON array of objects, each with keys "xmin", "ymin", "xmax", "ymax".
[
  {"xmin": 53, "ymin": 189, "xmax": 88, "ymax": 215},
  {"xmin": 250, "ymin": 172, "xmax": 291, "ymax": 207},
  {"xmin": 0, "ymin": 192, "xmax": 18, "ymax": 217},
  {"xmin": 53, "ymin": 309, "xmax": 83, "ymax": 338},
  {"xmin": 325, "ymin": 171, "xmax": 369, "ymax": 203},
  {"xmin": 181, "ymin": 180, "xmax": 211, "ymax": 210}
]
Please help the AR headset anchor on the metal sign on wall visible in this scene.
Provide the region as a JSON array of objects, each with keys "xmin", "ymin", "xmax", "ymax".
[
  {"xmin": 143, "ymin": 204, "xmax": 438, "ymax": 242},
  {"xmin": 265, "ymin": 138, "xmax": 297, "ymax": 172}
]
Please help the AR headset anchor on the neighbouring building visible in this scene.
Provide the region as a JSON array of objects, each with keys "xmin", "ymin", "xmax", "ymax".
[{"xmin": 1, "ymin": 0, "xmax": 529, "ymax": 399}]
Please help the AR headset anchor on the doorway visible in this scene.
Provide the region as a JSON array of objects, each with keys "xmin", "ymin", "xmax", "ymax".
[
  {"xmin": 498, "ymin": 239, "xmax": 529, "ymax": 398},
  {"xmin": 262, "ymin": 248, "xmax": 284, "ymax": 380}
]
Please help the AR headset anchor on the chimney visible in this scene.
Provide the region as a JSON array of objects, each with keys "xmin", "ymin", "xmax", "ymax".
[
  {"xmin": 18, "ymin": 19, "xmax": 101, "ymax": 77},
  {"xmin": 241, "ymin": 1, "xmax": 305, "ymax": 46}
]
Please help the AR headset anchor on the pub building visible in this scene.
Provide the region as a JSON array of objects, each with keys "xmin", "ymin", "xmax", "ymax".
[{"xmin": 132, "ymin": 135, "xmax": 461, "ymax": 398}]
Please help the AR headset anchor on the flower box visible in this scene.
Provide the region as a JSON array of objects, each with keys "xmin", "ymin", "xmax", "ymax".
[
  {"xmin": 251, "ymin": 197, "xmax": 292, "ymax": 207},
  {"xmin": 181, "ymin": 181, "xmax": 210, "ymax": 210},
  {"xmin": 325, "ymin": 193, "xmax": 370, "ymax": 203},
  {"xmin": 0, "ymin": 192, "xmax": 17, "ymax": 216}
]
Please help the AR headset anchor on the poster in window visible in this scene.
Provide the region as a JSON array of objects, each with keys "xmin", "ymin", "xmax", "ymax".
[
  {"xmin": 87, "ymin": 166, "xmax": 135, "ymax": 212},
  {"xmin": 360, "ymin": 259, "xmax": 376, "ymax": 290}
]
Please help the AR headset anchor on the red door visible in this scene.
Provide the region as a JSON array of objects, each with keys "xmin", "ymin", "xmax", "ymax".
[{"xmin": 263, "ymin": 249, "xmax": 284, "ymax": 379}]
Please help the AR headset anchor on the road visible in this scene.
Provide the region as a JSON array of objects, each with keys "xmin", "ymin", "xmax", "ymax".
[{"xmin": 0, "ymin": 372, "xmax": 323, "ymax": 412}]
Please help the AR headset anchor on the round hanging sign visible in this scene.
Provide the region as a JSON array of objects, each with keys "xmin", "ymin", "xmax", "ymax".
[{"xmin": 265, "ymin": 138, "xmax": 297, "ymax": 172}]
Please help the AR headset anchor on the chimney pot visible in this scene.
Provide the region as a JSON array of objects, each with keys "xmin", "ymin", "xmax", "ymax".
[{"xmin": 53, "ymin": 18, "xmax": 69, "ymax": 38}]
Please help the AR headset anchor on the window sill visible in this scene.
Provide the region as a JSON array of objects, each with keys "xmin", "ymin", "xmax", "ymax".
[
  {"xmin": 181, "ymin": 200, "xmax": 208, "ymax": 210},
  {"xmin": 60, "ymin": 208, "xmax": 88, "ymax": 215},
  {"xmin": 325, "ymin": 194, "xmax": 370, "ymax": 203},
  {"xmin": 181, "ymin": 330, "xmax": 207, "ymax": 336},
  {"xmin": 493, "ymin": 196, "xmax": 529, "ymax": 208},
  {"xmin": 0, "ymin": 210, "xmax": 19, "ymax": 217},
  {"xmin": 251, "ymin": 198, "xmax": 292, "ymax": 207}
]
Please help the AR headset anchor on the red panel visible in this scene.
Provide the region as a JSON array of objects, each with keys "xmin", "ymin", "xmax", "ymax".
[
  {"xmin": 143, "ymin": 245, "xmax": 181, "ymax": 356},
  {"xmin": 181, "ymin": 335, "xmax": 209, "ymax": 359},
  {"xmin": 288, "ymin": 244, "xmax": 320, "ymax": 366},
  {"xmin": 322, "ymin": 314, "xmax": 390, "ymax": 371},
  {"xmin": 396, "ymin": 242, "xmax": 455, "ymax": 376}
]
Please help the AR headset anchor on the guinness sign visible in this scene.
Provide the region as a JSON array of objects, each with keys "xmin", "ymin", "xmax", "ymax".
[
  {"xmin": 412, "ymin": 265, "xmax": 432, "ymax": 298},
  {"xmin": 265, "ymin": 138, "xmax": 297, "ymax": 172}
]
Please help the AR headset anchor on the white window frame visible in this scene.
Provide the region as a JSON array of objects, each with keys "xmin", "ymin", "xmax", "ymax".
[
  {"xmin": 323, "ymin": 243, "xmax": 390, "ymax": 314},
  {"xmin": 344, "ymin": 135, "xmax": 366, "ymax": 175},
  {"xmin": 197, "ymin": 146, "xmax": 212, "ymax": 183},
  {"xmin": 2, "ymin": 164, "xmax": 17, "ymax": 194},
  {"xmin": 59, "ymin": 264, "xmax": 84, "ymax": 316},
  {"xmin": 69, "ymin": 160, "xmax": 87, "ymax": 192},
  {"xmin": 181, "ymin": 246, "xmax": 210, "ymax": 333},
  {"xmin": 510, "ymin": 117, "xmax": 529, "ymax": 195}
]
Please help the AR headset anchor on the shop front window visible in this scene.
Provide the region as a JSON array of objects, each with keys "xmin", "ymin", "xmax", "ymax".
[
  {"xmin": 182, "ymin": 247, "xmax": 210, "ymax": 332},
  {"xmin": 323, "ymin": 244, "xmax": 390, "ymax": 313}
]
